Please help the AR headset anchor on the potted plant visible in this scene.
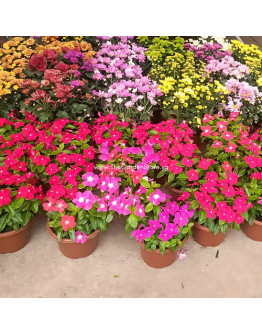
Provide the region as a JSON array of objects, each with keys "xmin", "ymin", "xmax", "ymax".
[
  {"xmin": 179, "ymin": 113, "xmax": 256, "ymax": 246},
  {"xmin": 0, "ymin": 117, "xmax": 44, "ymax": 253},
  {"xmin": 129, "ymin": 179, "xmax": 195, "ymax": 268},
  {"xmin": 44, "ymin": 172, "xmax": 122, "ymax": 259}
]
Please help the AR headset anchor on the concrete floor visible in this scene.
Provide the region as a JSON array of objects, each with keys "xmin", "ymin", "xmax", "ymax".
[{"xmin": 1, "ymin": 212, "xmax": 262, "ymax": 298}]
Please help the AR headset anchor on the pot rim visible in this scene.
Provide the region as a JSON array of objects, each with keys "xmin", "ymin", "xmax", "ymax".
[
  {"xmin": 246, "ymin": 218, "xmax": 262, "ymax": 226},
  {"xmin": 137, "ymin": 236, "xmax": 187, "ymax": 254},
  {"xmin": 0, "ymin": 218, "xmax": 33, "ymax": 238},
  {"xmin": 46, "ymin": 221, "xmax": 101, "ymax": 244},
  {"xmin": 194, "ymin": 221, "xmax": 231, "ymax": 232},
  {"xmin": 167, "ymin": 185, "xmax": 180, "ymax": 194}
]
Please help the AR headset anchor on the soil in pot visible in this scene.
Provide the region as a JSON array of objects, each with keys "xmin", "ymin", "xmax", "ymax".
[
  {"xmin": 242, "ymin": 219, "xmax": 262, "ymax": 241},
  {"xmin": 192, "ymin": 221, "xmax": 227, "ymax": 247},
  {"xmin": 46, "ymin": 222, "xmax": 100, "ymax": 259},
  {"xmin": 138, "ymin": 237, "xmax": 187, "ymax": 268},
  {"xmin": 0, "ymin": 219, "xmax": 33, "ymax": 254}
]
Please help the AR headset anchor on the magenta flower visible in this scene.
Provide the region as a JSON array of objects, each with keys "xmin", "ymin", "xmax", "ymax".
[
  {"xmin": 159, "ymin": 229, "xmax": 172, "ymax": 242},
  {"xmin": 73, "ymin": 191, "xmax": 98, "ymax": 210},
  {"xmin": 132, "ymin": 229, "xmax": 147, "ymax": 242},
  {"xmin": 148, "ymin": 220, "xmax": 162, "ymax": 229},
  {"xmin": 164, "ymin": 201, "xmax": 179, "ymax": 215},
  {"xmin": 144, "ymin": 226, "xmax": 156, "ymax": 238},
  {"xmin": 135, "ymin": 204, "xmax": 145, "ymax": 218},
  {"xmin": 82, "ymin": 172, "xmax": 99, "ymax": 187},
  {"xmin": 159, "ymin": 211, "xmax": 170, "ymax": 223},
  {"xmin": 165, "ymin": 223, "xmax": 179, "ymax": 237},
  {"xmin": 148, "ymin": 189, "xmax": 166, "ymax": 205},
  {"xmin": 75, "ymin": 231, "xmax": 88, "ymax": 244},
  {"xmin": 173, "ymin": 212, "xmax": 189, "ymax": 227},
  {"xmin": 97, "ymin": 199, "xmax": 108, "ymax": 212}
]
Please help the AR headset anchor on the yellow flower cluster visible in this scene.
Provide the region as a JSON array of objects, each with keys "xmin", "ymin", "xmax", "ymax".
[
  {"xmin": 230, "ymin": 40, "xmax": 262, "ymax": 87},
  {"xmin": 151, "ymin": 52, "xmax": 228, "ymax": 129},
  {"xmin": 0, "ymin": 37, "xmax": 96, "ymax": 98},
  {"xmin": 0, "ymin": 37, "xmax": 36, "ymax": 97}
]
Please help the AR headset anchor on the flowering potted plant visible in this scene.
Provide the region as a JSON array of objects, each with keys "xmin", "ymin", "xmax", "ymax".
[
  {"xmin": 88, "ymin": 36, "xmax": 163, "ymax": 123},
  {"xmin": 130, "ymin": 179, "xmax": 195, "ymax": 268},
  {"xmin": 178, "ymin": 113, "xmax": 257, "ymax": 246},
  {"xmin": 240, "ymin": 128, "xmax": 262, "ymax": 240},
  {"xmin": 19, "ymin": 45, "xmax": 96, "ymax": 122},
  {"xmin": 0, "ymin": 117, "xmax": 44, "ymax": 253},
  {"xmin": 44, "ymin": 172, "xmax": 118, "ymax": 259}
]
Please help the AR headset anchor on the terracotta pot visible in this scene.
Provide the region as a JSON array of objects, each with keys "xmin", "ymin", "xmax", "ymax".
[
  {"xmin": 242, "ymin": 219, "xmax": 262, "ymax": 241},
  {"xmin": 46, "ymin": 222, "xmax": 100, "ymax": 259},
  {"xmin": 137, "ymin": 237, "xmax": 187, "ymax": 268},
  {"xmin": 193, "ymin": 134, "xmax": 207, "ymax": 156},
  {"xmin": 0, "ymin": 219, "xmax": 33, "ymax": 254},
  {"xmin": 153, "ymin": 168, "xmax": 166, "ymax": 186},
  {"xmin": 167, "ymin": 186, "xmax": 181, "ymax": 202},
  {"xmin": 192, "ymin": 221, "xmax": 227, "ymax": 247}
]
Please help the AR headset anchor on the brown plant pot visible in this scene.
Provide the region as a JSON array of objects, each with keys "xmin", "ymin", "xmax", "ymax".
[
  {"xmin": 137, "ymin": 237, "xmax": 187, "ymax": 268},
  {"xmin": 167, "ymin": 186, "xmax": 181, "ymax": 202},
  {"xmin": 193, "ymin": 134, "xmax": 207, "ymax": 156},
  {"xmin": 46, "ymin": 222, "xmax": 100, "ymax": 259},
  {"xmin": 153, "ymin": 168, "xmax": 166, "ymax": 186},
  {"xmin": 242, "ymin": 219, "xmax": 262, "ymax": 241},
  {"xmin": 192, "ymin": 221, "xmax": 227, "ymax": 247},
  {"xmin": 0, "ymin": 219, "xmax": 33, "ymax": 254}
]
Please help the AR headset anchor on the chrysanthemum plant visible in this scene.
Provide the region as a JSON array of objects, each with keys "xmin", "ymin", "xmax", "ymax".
[
  {"xmin": 88, "ymin": 36, "xmax": 163, "ymax": 123},
  {"xmin": 20, "ymin": 47, "xmax": 96, "ymax": 122},
  {"xmin": 178, "ymin": 113, "xmax": 259, "ymax": 234},
  {"xmin": 0, "ymin": 117, "xmax": 44, "ymax": 233}
]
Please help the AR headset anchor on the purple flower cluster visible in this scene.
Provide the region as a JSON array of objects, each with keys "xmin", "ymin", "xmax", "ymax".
[
  {"xmin": 205, "ymin": 56, "xmax": 250, "ymax": 79},
  {"xmin": 64, "ymin": 50, "xmax": 85, "ymax": 64},
  {"xmin": 132, "ymin": 202, "xmax": 195, "ymax": 242},
  {"xmin": 184, "ymin": 42, "xmax": 232, "ymax": 63},
  {"xmin": 223, "ymin": 79, "xmax": 262, "ymax": 113},
  {"xmin": 96, "ymin": 36, "xmax": 134, "ymax": 44}
]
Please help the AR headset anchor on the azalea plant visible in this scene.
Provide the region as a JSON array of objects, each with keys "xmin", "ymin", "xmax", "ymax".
[
  {"xmin": 131, "ymin": 179, "xmax": 195, "ymax": 254},
  {"xmin": 19, "ymin": 46, "xmax": 96, "ymax": 122},
  {"xmin": 0, "ymin": 117, "xmax": 44, "ymax": 233}
]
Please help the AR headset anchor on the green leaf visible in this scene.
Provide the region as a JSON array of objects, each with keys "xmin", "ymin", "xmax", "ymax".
[
  {"xmin": 69, "ymin": 230, "xmax": 75, "ymax": 243},
  {"xmin": 157, "ymin": 169, "xmax": 167, "ymax": 178},
  {"xmin": 189, "ymin": 200, "xmax": 199, "ymax": 210},
  {"xmin": 106, "ymin": 212, "xmax": 114, "ymax": 223},
  {"xmin": 12, "ymin": 197, "xmax": 24, "ymax": 209},
  {"xmin": 127, "ymin": 213, "xmax": 138, "ymax": 229},
  {"xmin": 145, "ymin": 202, "xmax": 153, "ymax": 213},
  {"xmin": 113, "ymin": 275, "xmax": 119, "ymax": 278},
  {"xmin": 213, "ymin": 224, "xmax": 221, "ymax": 235},
  {"xmin": 140, "ymin": 179, "xmax": 151, "ymax": 188}
]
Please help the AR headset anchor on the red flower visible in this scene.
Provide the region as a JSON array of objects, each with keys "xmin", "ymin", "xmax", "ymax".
[
  {"xmin": 47, "ymin": 185, "xmax": 65, "ymax": 200},
  {"xmin": 28, "ymin": 54, "xmax": 47, "ymax": 72},
  {"xmin": 45, "ymin": 163, "xmax": 60, "ymax": 176},
  {"xmin": 222, "ymin": 161, "xmax": 232, "ymax": 172},
  {"xmin": 186, "ymin": 169, "xmax": 199, "ymax": 181},
  {"xmin": 182, "ymin": 157, "xmax": 194, "ymax": 167},
  {"xmin": 60, "ymin": 215, "xmax": 76, "ymax": 231},
  {"xmin": 43, "ymin": 49, "xmax": 58, "ymax": 65},
  {"xmin": 34, "ymin": 154, "xmax": 50, "ymax": 166},
  {"xmin": 201, "ymin": 126, "xmax": 213, "ymax": 137},
  {"xmin": 225, "ymin": 142, "xmax": 237, "ymax": 153},
  {"xmin": 55, "ymin": 200, "xmax": 68, "ymax": 213},
  {"xmin": 43, "ymin": 197, "xmax": 56, "ymax": 212},
  {"xmin": 222, "ymin": 131, "xmax": 234, "ymax": 141},
  {"xmin": 0, "ymin": 189, "xmax": 11, "ymax": 207},
  {"xmin": 216, "ymin": 120, "xmax": 228, "ymax": 132},
  {"xmin": 55, "ymin": 62, "xmax": 69, "ymax": 72},
  {"xmin": 16, "ymin": 186, "xmax": 37, "ymax": 200}
]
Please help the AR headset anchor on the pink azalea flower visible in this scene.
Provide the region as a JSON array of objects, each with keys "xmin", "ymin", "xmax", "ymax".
[{"xmin": 75, "ymin": 231, "xmax": 88, "ymax": 244}]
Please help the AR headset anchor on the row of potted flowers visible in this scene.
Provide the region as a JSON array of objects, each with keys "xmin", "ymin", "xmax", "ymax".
[{"xmin": 1, "ymin": 111, "xmax": 262, "ymax": 268}]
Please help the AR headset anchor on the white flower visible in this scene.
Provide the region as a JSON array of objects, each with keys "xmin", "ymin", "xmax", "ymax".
[
  {"xmin": 116, "ymin": 98, "xmax": 123, "ymax": 104},
  {"xmin": 132, "ymin": 89, "xmax": 137, "ymax": 93},
  {"xmin": 138, "ymin": 95, "xmax": 144, "ymax": 100}
]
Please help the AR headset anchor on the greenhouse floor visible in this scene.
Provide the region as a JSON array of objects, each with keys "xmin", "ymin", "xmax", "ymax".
[{"xmin": 1, "ymin": 211, "xmax": 262, "ymax": 298}]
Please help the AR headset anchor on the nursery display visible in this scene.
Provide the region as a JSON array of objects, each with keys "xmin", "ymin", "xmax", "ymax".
[{"xmin": 2, "ymin": 35, "xmax": 262, "ymax": 266}]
